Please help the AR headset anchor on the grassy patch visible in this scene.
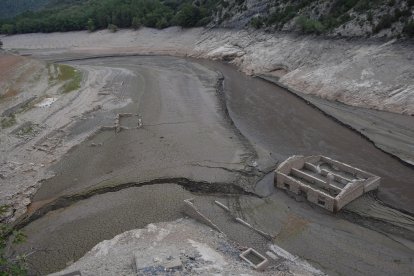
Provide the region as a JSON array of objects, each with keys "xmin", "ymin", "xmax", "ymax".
[
  {"xmin": 61, "ymin": 70, "xmax": 82, "ymax": 93},
  {"xmin": 1, "ymin": 115, "xmax": 16, "ymax": 129},
  {"xmin": 18, "ymin": 125, "xmax": 33, "ymax": 135},
  {"xmin": 57, "ymin": 64, "xmax": 79, "ymax": 81},
  {"xmin": 59, "ymin": 64, "xmax": 82, "ymax": 93},
  {"xmin": 49, "ymin": 64, "xmax": 82, "ymax": 93}
]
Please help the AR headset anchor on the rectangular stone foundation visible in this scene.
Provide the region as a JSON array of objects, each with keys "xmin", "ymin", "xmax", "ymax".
[{"xmin": 275, "ymin": 155, "xmax": 380, "ymax": 212}]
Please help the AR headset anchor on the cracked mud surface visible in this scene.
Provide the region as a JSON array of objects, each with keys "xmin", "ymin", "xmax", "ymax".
[
  {"xmin": 10, "ymin": 56, "xmax": 414, "ymax": 275},
  {"xmin": 32, "ymin": 57, "xmax": 259, "ymax": 203}
]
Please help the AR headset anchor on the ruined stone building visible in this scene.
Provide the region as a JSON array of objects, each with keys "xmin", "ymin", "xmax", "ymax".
[{"xmin": 275, "ymin": 155, "xmax": 380, "ymax": 212}]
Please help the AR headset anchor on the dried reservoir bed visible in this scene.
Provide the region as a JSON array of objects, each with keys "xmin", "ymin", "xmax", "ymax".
[{"xmin": 7, "ymin": 56, "xmax": 414, "ymax": 276}]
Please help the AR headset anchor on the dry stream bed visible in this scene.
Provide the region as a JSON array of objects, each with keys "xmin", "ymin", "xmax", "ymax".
[{"xmin": 4, "ymin": 56, "xmax": 414, "ymax": 276}]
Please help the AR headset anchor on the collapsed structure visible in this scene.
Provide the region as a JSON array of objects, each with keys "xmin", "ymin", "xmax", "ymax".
[{"xmin": 275, "ymin": 155, "xmax": 380, "ymax": 212}]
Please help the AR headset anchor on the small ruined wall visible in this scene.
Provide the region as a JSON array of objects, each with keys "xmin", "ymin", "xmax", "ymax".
[
  {"xmin": 275, "ymin": 155, "xmax": 380, "ymax": 212},
  {"xmin": 335, "ymin": 182, "xmax": 365, "ymax": 211},
  {"xmin": 321, "ymin": 156, "xmax": 371, "ymax": 179},
  {"xmin": 275, "ymin": 155, "xmax": 305, "ymax": 174},
  {"xmin": 307, "ymin": 189, "xmax": 335, "ymax": 212}
]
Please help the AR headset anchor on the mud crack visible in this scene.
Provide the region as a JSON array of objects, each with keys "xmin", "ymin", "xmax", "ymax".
[{"xmin": 13, "ymin": 177, "xmax": 258, "ymax": 231}]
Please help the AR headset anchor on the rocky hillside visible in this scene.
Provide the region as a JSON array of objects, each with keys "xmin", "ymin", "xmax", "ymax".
[{"xmin": 212, "ymin": 0, "xmax": 414, "ymax": 38}]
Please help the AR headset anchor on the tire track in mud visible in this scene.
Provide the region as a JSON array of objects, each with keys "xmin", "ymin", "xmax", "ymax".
[{"xmin": 342, "ymin": 193, "xmax": 414, "ymax": 243}]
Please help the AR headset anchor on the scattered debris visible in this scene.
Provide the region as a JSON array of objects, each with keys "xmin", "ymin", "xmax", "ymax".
[
  {"xmin": 35, "ymin": 97, "xmax": 58, "ymax": 108},
  {"xmin": 266, "ymin": 251, "xmax": 279, "ymax": 261},
  {"xmin": 89, "ymin": 142, "xmax": 102, "ymax": 147},
  {"xmin": 214, "ymin": 200, "xmax": 230, "ymax": 211},
  {"xmin": 235, "ymin": 217, "xmax": 274, "ymax": 241},
  {"xmin": 53, "ymin": 219, "xmax": 287, "ymax": 276},
  {"xmin": 1, "ymin": 96, "xmax": 37, "ymax": 117},
  {"xmin": 163, "ymin": 258, "xmax": 182, "ymax": 271},
  {"xmin": 215, "ymin": 200, "xmax": 274, "ymax": 240},
  {"xmin": 11, "ymin": 121, "xmax": 41, "ymax": 139},
  {"xmin": 183, "ymin": 198, "xmax": 223, "ymax": 233}
]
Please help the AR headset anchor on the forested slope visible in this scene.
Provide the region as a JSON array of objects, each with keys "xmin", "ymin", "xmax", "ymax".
[
  {"xmin": 0, "ymin": 0, "xmax": 51, "ymax": 18},
  {"xmin": 0, "ymin": 0, "xmax": 219, "ymax": 34}
]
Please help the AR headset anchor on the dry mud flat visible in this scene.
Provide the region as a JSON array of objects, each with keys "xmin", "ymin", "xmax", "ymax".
[
  {"xmin": 0, "ymin": 52, "xmax": 136, "ymax": 220},
  {"xmin": 3, "ymin": 27, "xmax": 414, "ymax": 166},
  {"xmin": 6, "ymin": 56, "xmax": 413, "ymax": 276},
  {"xmin": 0, "ymin": 28, "xmax": 413, "ymax": 275}
]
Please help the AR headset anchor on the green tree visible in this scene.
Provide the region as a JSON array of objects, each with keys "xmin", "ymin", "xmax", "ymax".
[
  {"xmin": 0, "ymin": 24, "xmax": 15, "ymax": 35},
  {"xmin": 131, "ymin": 17, "xmax": 141, "ymax": 30},
  {"xmin": 403, "ymin": 21, "xmax": 414, "ymax": 37},
  {"xmin": 87, "ymin": 18, "xmax": 95, "ymax": 32},
  {"xmin": 156, "ymin": 17, "xmax": 168, "ymax": 29},
  {"xmin": 250, "ymin": 16, "xmax": 264, "ymax": 29},
  {"xmin": 108, "ymin": 23, "xmax": 118, "ymax": 32},
  {"xmin": 173, "ymin": 4, "xmax": 201, "ymax": 27},
  {"xmin": 296, "ymin": 16, "xmax": 325, "ymax": 34}
]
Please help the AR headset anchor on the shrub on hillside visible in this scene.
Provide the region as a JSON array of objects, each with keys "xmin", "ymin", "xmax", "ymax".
[
  {"xmin": 87, "ymin": 18, "xmax": 95, "ymax": 32},
  {"xmin": 0, "ymin": 24, "xmax": 14, "ymax": 35},
  {"xmin": 403, "ymin": 21, "xmax": 414, "ymax": 37},
  {"xmin": 250, "ymin": 16, "xmax": 264, "ymax": 29},
  {"xmin": 108, "ymin": 24, "xmax": 118, "ymax": 32},
  {"xmin": 131, "ymin": 17, "xmax": 141, "ymax": 30},
  {"xmin": 373, "ymin": 14, "xmax": 394, "ymax": 33},
  {"xmin": 297, "ymin": 16, "xmax": 324, "ymax": 34},
  {"xmin": 173, "ymin": 4, "xmax": 202, "ymax": 28}
]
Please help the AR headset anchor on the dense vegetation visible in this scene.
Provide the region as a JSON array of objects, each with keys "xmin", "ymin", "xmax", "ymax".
[
  {"xmin": 0, "ymin": 0, "xmax": 220, "ymax": 34},
  {"xmin": 239, "ymin": 0, "xmax": 414, "ymax": 36},
  {"xmin": 248, "ymin": 0, "xmax": 414, "ymax": 37},
  {"xmin": 0, "ymin": 0, "xmax": 50, "ymax": 19}
]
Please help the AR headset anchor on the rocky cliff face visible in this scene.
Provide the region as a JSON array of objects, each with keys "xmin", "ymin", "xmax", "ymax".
[{"xmin": 211, "ymin": 0, "xmax": 414, "ymax": 39}]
